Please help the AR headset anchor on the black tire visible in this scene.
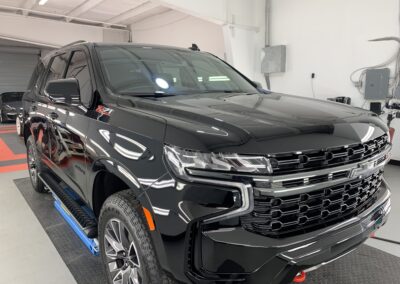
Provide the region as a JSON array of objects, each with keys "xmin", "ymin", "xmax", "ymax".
[
  {"xmin": 26, "ymin": 135, "xmax": 47, "ymax": 193},
  {"xmin": 99, "ymin": 190, "xmax": 171, "ymax": 284}
]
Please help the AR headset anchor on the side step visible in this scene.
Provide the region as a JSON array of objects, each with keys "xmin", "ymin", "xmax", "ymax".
[{"xmin": 39, "ymin": 172, "xmax": 99, "ymax": 255}]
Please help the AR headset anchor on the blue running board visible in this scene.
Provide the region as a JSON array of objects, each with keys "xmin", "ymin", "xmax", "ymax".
[{"xmin": 54, "ymin": 197, "xmax": 99, "ymax": 256}]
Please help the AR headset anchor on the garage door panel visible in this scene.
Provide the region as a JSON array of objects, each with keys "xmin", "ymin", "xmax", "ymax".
[{"xmin": 0, "ymin": 53, "xmax": 39, "ymax": 93}]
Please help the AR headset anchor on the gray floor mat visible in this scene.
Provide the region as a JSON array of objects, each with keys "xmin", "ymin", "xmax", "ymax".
[
  {"xmin": 15, "ymin": 177, "xmax": 400, "ymax": 284},
  {"xmin": 15, "ymin": 178, "xmax": 107, "ymax": 284}
]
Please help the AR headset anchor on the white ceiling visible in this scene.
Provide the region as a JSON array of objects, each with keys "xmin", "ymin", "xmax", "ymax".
[{"xmin": 0, "ymin": 0, "xmax": 171, "ymax": 28}]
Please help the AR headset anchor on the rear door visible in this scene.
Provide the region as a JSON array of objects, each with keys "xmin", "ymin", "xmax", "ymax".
[{"xmin": 30, "ymin": 53, "xmax": 69, "ymax": 166}]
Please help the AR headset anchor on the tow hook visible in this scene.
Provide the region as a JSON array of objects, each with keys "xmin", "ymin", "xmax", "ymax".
[{"xmin": 293, "ymin": 271, "xmax": 306, "ymax": 283}]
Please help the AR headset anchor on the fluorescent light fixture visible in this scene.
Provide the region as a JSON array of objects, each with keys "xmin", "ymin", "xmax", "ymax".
[{"xmin": 38, "ymin": 0, "xmax": 49, "ymax": 6}]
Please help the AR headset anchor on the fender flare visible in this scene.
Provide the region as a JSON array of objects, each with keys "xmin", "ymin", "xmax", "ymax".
[
  {"xmin": 90, "ymin": 157, "xmax": 151, "ymax": 207},
  {"xmin": 89, "ymin": 157, "xmax": 170, "ymax": 271}
]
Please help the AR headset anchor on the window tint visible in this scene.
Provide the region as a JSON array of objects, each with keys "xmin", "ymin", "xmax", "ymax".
[
  {"xmin": 96, "ymin": 46, "xmax": 257, "ymax": 96},
  {"xmin": 2, "ymin": 93, "xmax": 23, "ymax": 102},
  {"xmin": 65, "ymin": 51, "xmax": 92, "ymax": 107},
  {"xmin": 27, "ymin": 62, "xmax": 44, "ymax": 91},
  {"xmin": 42, "ymin": 54, "xmax": 69, "ymax": 93}
]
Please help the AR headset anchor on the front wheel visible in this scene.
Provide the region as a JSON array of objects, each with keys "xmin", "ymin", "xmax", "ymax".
[{"xmin": 99, "ymin": 190, "xmax": 170, "ymax": 284}]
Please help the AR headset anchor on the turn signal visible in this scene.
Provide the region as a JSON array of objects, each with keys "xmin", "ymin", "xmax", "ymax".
[
  {"xmin": 143, "ymin": 207, "xmax": 156, "ymax": 231},
  {"xmin": 293, "ymin": 271, "xmax": 306, "ymax": 283}
]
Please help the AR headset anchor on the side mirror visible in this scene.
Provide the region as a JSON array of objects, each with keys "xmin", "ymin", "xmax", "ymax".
[
  {"xmin": 252, "ymin": 81, "xmax": 270, "ymax": 94},
  {"xmin": 253, "ymin": 81, "xmax": 263, "ymax": 89},
  {"xmin": 45, "ymin": 78, "xmax": 80, "ymax": 105}
]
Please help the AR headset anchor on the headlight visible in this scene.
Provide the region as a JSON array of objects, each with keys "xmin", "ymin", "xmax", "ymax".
[{"xmin": 164, "ymin": 145, "xmax": 272, "ymax": 178}]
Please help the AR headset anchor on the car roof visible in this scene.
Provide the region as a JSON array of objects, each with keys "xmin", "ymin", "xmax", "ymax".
[
  {"xmin": 93, "ymin": 42, "xmax": 193, "ymax": 51},
  {"xmin": 42, "ymin": 41, "xmax": 201, "ymax": 64}
]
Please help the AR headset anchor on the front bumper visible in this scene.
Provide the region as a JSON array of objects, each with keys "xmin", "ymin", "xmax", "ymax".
[{"xmin": 188, "ymin": 181, "xmax": 391, "ymax": 284}]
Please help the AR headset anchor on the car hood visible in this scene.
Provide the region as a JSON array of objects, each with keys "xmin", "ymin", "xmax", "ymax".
[{"xmin": 118, "ymin": 92, "xmax": 388, "ymax": 154}]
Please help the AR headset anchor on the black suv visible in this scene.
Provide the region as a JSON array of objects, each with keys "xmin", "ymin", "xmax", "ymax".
[{"xmin": 22, "ymin": 42, "xmax": 392, "ymax": 284}]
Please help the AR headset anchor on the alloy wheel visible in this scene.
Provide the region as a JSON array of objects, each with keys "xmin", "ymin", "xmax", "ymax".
[
  {"xmin": 27, "ymin": 142, "xmax": 37, "ymax": 187},
  {"xmin": 16, "ymin": 117, "xmax": 21, "ymax": 135},
  {"xmin": 104, "ymin": 218, "xmax": 142, "ymax": 284}
]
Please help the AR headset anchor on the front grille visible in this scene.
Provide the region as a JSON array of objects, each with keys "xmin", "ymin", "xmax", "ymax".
[
  {"xmin": 269, "ymin": 134, "xmax": 388, "ymax": 175},
  {"xmin": 241, "ymin": 170, "xmax": 384, "ymax": 238}
]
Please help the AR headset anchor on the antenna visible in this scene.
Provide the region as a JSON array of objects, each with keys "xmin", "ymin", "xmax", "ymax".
[{"xmin": 189, "ymin": 43, "xmax": 200, "ymax": 51}]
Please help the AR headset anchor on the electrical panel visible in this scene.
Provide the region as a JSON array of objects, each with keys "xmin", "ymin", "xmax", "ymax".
[
  {"xmin": 364, "ymin": 68, "xmax": 390, "ymax": 100},
  {"xmin": 394, "ymin": 84, "xmax": 400, "ymax": 98},
  {"xmin": 262, "ymin": 45, "xmax": 286, "ymax": 73}
]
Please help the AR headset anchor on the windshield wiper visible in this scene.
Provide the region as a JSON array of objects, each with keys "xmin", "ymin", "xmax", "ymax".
[
  {"xmin": 121, "ymin": 92, "xmax": 176, "ymax": 98},
  {"xmin": 197, "ymin": 90, "xmax": 246, "ymax": 93}
]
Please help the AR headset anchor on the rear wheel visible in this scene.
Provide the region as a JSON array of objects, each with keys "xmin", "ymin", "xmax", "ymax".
[
  {"xmin": 16, "ymin": 116, "xmax": 22, "ymax": 136},
  {"xmin": 99, "ymin": 190, "xmax": 170, "ymax": 284},
  {"xmin": 26, "ymin": 136, "xmax": 46, "ymax": 193}
]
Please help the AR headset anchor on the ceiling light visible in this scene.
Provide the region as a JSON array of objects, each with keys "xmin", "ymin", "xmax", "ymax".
[{"xmin": 38, "ymin": 0, "xmax": 49, "ymax": 6}]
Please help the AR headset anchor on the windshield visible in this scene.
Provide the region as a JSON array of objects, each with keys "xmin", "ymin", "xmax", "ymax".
[
  {"xmin": 2, "ymin": 93, "xmax": 23, "ymax": 102},
  {"xmin": 96, "ymin": 46, "xmax": 258, "ymax": 96}
]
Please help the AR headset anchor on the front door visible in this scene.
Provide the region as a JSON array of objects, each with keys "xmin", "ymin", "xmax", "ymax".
[{"xmin": 56, "ymin": 49, "xmax": 94, "ymax": 200}]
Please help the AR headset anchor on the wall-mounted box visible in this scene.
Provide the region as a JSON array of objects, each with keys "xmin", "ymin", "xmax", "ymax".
[
  {"xmin": 262, "ymin": 45, "xmax": 286, "ymax": 74},
  {"xmin": 364, "ymin": 68, "xmax": 390, "ymax": 100}
]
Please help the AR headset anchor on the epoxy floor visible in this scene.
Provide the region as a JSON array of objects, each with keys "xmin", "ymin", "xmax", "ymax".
[{"xmin": 0, "ymin": 123, "xmax": 398, "ymax": 283}]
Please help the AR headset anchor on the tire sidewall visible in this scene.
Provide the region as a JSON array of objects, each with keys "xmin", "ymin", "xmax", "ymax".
[
  {"xmin": 26, "ymin": 136, "xmax": 45, "ymax": 193},
  {"xmin": 99, "ymin": 197, "xmax": 155, "ymax": 284}
]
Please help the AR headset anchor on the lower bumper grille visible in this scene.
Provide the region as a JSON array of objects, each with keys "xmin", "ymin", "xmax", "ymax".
[{"xmin": 241, "ymin": 171, "xmax": 384, "ymax": 238}]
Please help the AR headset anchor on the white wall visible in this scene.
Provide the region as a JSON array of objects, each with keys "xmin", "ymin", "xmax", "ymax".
[
  {"xmin": 269, "ymin": 0, "xmax": 400, "ymax": 160},
  {"xmin": 131, "ymin": 10, "xmax": 225, "ymax": 59},
  {"xmin": 222, "ymin": 0, "xmax": 266, "ymax": 83},
  {"xmin": 131, "ymin": 0, "xmax": 266, "ymax": 84},
  {"xmin": 269, "ymin": 0, "xmax": 399, "ymax": 107}
]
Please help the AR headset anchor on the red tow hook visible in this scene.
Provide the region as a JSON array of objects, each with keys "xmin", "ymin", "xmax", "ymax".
[{"xmin": 293, "ymin": 271, "xmax": 306, "ymax": 283}]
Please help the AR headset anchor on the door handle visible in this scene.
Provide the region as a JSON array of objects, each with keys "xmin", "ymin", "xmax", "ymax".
[
  {"xmin": 50, "ymin": 112, "xmax": 58, "ymax": 119},
  {"xmin": 32, "ymin": 105, "xmax": 37, "ymax": 111}
]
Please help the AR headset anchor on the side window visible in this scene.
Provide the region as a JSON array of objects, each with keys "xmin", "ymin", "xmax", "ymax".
[
  {"xmin": 65, "ymin": 51, "xmax": 92, "ymax": 108},
  {"xmin": 41, "ymin": 54, "xmax": 69, "ymax": 94},
  {"xmin": 27, "ymin": 62, "xmax": 40, "ymax": 91}
]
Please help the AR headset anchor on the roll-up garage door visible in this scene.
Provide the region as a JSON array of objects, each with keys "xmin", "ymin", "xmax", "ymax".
[{"xmin": 0, "ymin": 48, "xmax": 39, "ymax": 94}]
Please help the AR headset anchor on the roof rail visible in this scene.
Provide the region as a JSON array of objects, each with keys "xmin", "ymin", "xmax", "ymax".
[{"xmin": 61, "ymin": 40, "xmax": 87, "ymax": 48}]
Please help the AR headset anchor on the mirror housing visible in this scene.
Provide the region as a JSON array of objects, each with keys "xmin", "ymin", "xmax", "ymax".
[
  {"xmin": 252, "ymin": 81, "xmax": 270, "ymax": 94},
  {"xmin": 253, "ymin": 81, "xmax": 263, "ymax": 89},
  {"xmin": 45, "ymin": 78, "xmax": 80, "ymax": 105}
]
